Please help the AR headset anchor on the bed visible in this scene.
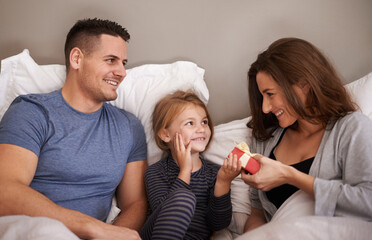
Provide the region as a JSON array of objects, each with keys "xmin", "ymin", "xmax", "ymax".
[{"xmin": 0, "ymin": 50, "xmax": 371, "ymax": 239}]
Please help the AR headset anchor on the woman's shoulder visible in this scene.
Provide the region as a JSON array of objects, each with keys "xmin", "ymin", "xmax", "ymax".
[
  {"xmin": 331, "ymin": 112, "xmax": 371, "ymax": 130},
  {"xmin": 324, "ymin": 112, "xmax": 372, "ymax": 146},
  {"xmin": 251, "ymin": 127, "xmax": 285, "ymax": 155}
]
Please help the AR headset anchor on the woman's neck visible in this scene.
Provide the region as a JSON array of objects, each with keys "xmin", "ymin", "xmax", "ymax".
[{"xmin": 292, "ymin": 119, "xmax": 325, "ymax": 138}]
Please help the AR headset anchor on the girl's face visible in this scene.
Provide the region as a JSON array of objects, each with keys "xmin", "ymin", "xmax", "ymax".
[
  {"xmin": 256, "ymin": 71, "xmax": 306, "ymax": 128},
  {"xmin": 162, "ymin": 104, "xmax": 211, "ymax": 154}
]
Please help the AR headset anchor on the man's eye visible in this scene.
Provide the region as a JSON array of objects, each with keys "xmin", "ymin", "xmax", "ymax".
[{"xmin": 107, "ymin": 59, "xmax": 114, "ymax": 63}]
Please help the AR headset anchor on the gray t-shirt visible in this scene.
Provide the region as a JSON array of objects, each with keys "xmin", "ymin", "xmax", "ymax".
[{"xmin": 0, "ymin": 90, "xmax": 147, "ymax": 221}]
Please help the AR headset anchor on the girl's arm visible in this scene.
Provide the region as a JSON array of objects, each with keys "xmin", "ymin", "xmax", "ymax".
[
  {"xmin": 214, "ymin": 153, "xmax": 241, "ymax": 197},
  {"xmin": 206, "ymin": 154, "xmax": 241, "ymax": 231},
  {"xmin": 145, "ymin": 161, "xmax": 192, "ymax": 212}
]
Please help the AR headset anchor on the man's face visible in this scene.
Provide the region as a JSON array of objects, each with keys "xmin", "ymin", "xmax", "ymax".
[{"xmin": 77, "ymin": 34, "xmax": 127, "ymax": 105}]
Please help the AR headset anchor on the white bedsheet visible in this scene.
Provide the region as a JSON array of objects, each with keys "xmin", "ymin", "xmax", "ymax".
[
  {"xmin": 236, "ymin": 190, "xmax": 372, "ymax": 240},
  {"xmin": 0, "ymin": 215, "xmax": 79, "ymax": 240}
]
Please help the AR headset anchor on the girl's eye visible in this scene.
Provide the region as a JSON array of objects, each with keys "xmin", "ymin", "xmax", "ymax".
[
  {"xmin": 186, "ymin": 121, "xmax": 193, "ymax": 126},
  {"xmin": 202, "ymin": 120, "xmax": 208, "ymax": 125}
]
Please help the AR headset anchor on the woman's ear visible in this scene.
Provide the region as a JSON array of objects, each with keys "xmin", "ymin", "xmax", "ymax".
[
  {"xmin": 302, "ymin": 83, "xmax": 311, "ymax": 95},
  {"xmin": 158, "ymin": 129, "xmax": 171, "ymax": 143},
  {"xmin": 69, "ymin": 47, "xmax": 83, "ymax": 70}
]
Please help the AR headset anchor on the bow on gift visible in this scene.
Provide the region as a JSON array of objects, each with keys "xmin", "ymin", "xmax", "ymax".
[{"xmin": 230, "ymin": 142, "xmax": 260, "ymax": 174}]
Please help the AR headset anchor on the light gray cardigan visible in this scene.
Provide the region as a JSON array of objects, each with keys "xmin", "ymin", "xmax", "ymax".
[{"xmin": 250, "ymin": 112, "xmax": 372, "ymax": 221}]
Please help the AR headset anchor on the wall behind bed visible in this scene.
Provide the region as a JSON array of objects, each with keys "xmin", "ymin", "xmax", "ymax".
[{"xmin": 0, "ymin": 0, "xmax": 371, "ymax": 125}]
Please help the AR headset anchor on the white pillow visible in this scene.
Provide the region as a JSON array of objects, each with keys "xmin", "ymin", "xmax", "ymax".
[
  {"xmin": 0, "ymin": 49, "xmax": 209, "ymax": 165},
  {"xmin": 344, "ymin": 72, "xmax": 372, "ymax": 120}
]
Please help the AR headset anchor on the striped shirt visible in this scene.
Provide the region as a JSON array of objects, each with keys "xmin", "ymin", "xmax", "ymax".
[{"xmin": 145, "ymin": 156, "xmax": 232, "ymax": 239}]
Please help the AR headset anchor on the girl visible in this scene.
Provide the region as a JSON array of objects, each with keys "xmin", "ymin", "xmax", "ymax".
[{"xmin": 140, "ymin": 90, "xmax": 241, "ymax": 240}]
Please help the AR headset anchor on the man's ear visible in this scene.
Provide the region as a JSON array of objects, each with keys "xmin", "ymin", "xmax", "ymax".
[
  {"xmin": 158, "ymin": 129, "xmax": 171, "ymax": 143},
  {"xmin": 69, "ymin": 47, "xmax": 83, "ymax": 70}
]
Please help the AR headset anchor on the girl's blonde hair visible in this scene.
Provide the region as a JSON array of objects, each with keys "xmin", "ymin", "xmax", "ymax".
[{"xmin": 152, "ymin": 90, "xmax": 214, "ymax": 153}]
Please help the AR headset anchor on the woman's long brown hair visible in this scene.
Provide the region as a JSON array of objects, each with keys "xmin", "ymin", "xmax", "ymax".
[{"xmin": 247, "ymin": 38, "xmax": 356, "ymax": 141}]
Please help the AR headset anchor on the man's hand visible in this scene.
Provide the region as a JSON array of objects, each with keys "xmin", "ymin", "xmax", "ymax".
[{"xmin": 92, "ymin": 223, "xmax": 141, "ymax": 240}]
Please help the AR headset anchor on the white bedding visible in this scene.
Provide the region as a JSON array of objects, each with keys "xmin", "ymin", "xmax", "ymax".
[
  {"xmin": 236, "ymin": 191, "xmax": 372, "ymax": 239},
  {"xmin": 2, "ymin": 191, "xmax": 370, "ymax": 240},
  {"xmin": 0, "ymin": 215, "xmax": 79, "ymax": 240}
]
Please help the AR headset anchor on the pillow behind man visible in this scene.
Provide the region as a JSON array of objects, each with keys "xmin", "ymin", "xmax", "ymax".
[{"xmin": 0, "ymin": 49, "xmax": 209, "ymax": 165}]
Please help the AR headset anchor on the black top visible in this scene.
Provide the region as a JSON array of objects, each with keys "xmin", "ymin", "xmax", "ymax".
[{"xmin": 265, "ymin": 129, "xmax": 314, "ymax": 209}]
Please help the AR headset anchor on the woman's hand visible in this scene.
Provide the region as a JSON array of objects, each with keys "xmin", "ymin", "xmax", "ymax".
[
  {"xmin": 240, "ymin": 155, "xmax": 291, "ymax": 191},
  {"xmin": 174, "ymin": 132, "xmax": 193, "ymax": 184},
  {"xmin": 241, "ymin": 154, "xmax": 315, "ymax": 196},
  {"xmin": 214, "ymin": 153, "xmax": 241, "ymax": 197}
]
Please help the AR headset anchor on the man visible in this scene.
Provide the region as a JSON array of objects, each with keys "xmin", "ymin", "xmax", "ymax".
[{"xmin": 0, "ymin": 18, "xmax": 147, "ymax": 240}]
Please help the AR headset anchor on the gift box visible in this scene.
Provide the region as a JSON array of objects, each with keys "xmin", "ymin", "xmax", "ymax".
[{"xmin": 230, "ymin": 142, "xmax": 260, "ymax": 174}]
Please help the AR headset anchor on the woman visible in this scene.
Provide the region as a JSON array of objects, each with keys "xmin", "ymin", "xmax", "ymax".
[{"xmin": 241, "ymin": 37, "xmax": 372, "ymax": 232}]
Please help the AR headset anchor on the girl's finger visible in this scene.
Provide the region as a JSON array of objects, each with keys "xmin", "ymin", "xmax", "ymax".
[{"xmin": 177, "ymin": 133, "xmax": 185, "ymax": 151}]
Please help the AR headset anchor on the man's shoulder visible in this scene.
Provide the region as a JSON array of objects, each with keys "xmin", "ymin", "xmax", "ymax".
[
  {"xmin": 6, "ymin": 90, "xmax": 60, "ymax": 118},
  {"xmin": 17, "ymin": 90, "xmax": 60, "ymax": 103}
]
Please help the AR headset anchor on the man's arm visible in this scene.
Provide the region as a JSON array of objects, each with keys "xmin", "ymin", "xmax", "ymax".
[
  {"xmin": 113, "ymin": 160, "xmax": 148, "ymax": 231},
  {"xmin": 0, "ymin": 144, "xmax": 141, "ymax": 240}
]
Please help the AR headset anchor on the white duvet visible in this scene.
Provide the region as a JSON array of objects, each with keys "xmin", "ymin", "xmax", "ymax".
[
  {"xmin": 236, "ymin": 190, "xmax": 372, "ymax": 239},
  {"xmin": 1, "ymin": 191, "xmax": 371, "ymax": 240}
]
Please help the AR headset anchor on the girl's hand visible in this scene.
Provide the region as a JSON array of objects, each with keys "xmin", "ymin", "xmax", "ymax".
[
  {"xmin": 174, "ymin": 132, "xmax": 193, "ymax": 183},
  {"xmin": 240, "ymin": 155, "xmax": 290, "ymax": 191},
  {"xmin": 217, "ymin": 153, "xmax": 242, "ymax": 183},
  {"xmin": 214, "ymin": 153, "xmax": 241, "ymax": 197}
]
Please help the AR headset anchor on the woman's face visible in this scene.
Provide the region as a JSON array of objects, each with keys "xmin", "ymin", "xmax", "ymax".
[{"xmin": 256, "ymin": 71, "xmax": 305, "ymax": 128}]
